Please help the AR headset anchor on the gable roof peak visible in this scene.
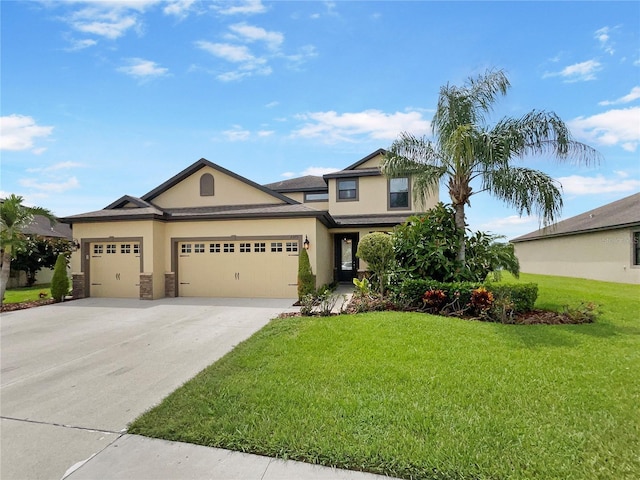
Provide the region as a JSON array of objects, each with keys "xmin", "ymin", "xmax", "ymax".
[{"xmin": 141, "ymin": 157, "xmax": 298, "ymax": 205}]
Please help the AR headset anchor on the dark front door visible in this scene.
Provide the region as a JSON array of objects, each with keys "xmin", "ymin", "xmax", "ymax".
[{"xmin": 335, "ymin": 233, "xmax": 359, "ymax": 282}]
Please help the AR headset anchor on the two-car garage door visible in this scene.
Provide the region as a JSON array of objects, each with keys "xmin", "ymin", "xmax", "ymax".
[{"xmin": 177, "ymin": 238, "xmax": 299, "ymax": 298}]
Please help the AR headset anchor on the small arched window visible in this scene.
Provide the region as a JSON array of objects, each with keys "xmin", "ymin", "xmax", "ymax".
[{"xmin": 200, "ymin": 173, "xmax": 214, "ymax": 196}]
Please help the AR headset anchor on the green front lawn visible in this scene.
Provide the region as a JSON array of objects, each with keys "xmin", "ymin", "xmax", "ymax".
[
  {"xmin": 129, "ymin": 274, "xmax": 640, "ymax": 479},
  {"xmin": 3, "ymin": 284, "xmax": 51, "ymax": 304}
]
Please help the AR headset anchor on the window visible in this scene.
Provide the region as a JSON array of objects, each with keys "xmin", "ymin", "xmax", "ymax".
[
  {"xmin": 304, "ymin": 192, "xmax": 329, "ymax": 202},
  {"xmin": 634, "ymin": 232, "xmax": 640, "ymax": 266},
  {"xmin": 337, "ymin": 178, "xmax": 358, "ymax": 201},
  {"xmin": 93, "ymin": 244, "xmax": 103, "ymax": 254},
  {"xmin": 106, "ymin": 244, "xmax": 116, "ymax": 254},
  {"xmin": 286, "ymin": 241, "xmax": 298, "ymax": 252},
  {"xmin": 210, "ymin": 243, "xmax": 221, "ymax": 253},
  {"xmin": 200, "ymin": 173, "xmax": 214, "ymax": 196},
  {"xmin": 223, "ymin": 243, "xmax": 235, "ymax": 253},
  {"xmin": 271, "ymin": 242, "xmax": 283, "ymax": 252},
  {"xmin": 194, "ymin": 243, "xmax": 205, "ymax": 253},
  {"xmin": 181, "ymin": 244, "xmax": 192, "ymax": 254},
  {"xmin": 121, "ymin": 244, "xmax": 131, "ymax": 254},
  {"xmin": 254, "ymin": 242, "xmax": 266, "ymax": 252},
  {"xmin": 133, "ymin": 244, "xmax": 140, "ymax": 254},
  {"xmin": 389, "ymin": 177, "xmax": 410, "ymax": 209},
  {"xmin": 240, "ymin": 242, "xmax": 251, "ymax": 253}
]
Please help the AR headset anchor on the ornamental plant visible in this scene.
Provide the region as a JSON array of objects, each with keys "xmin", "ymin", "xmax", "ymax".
[
  {"xmin": 356, "ymin": 232, "xmax": 395, "ymax": 295},
  {"xmin": 50, "ymin": 253, "xmax": 70, "ymax": 302},
  {"xmin": 297, "ymin": 248, "xmax": 316, "ymax": 301}
]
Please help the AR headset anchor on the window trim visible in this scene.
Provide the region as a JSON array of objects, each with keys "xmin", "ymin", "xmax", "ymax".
[
  {"xmin": 304, "ymin": 191, "xmax": 329, "ymax": 203},
  {"xmin": 336, "ymin": 178, "xmax": 359, "ymax": 202},
  {"xmin": 200, "ymin": 173, "xmax": 214, "ymax": 197},
  {"xmin": 387, "ymin": 176, "xmax": 411, "ymax": 210}
]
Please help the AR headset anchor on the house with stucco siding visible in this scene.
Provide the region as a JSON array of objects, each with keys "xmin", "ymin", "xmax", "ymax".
[
  {"xmin": 63, "ymin": 149, "xmax": 437, "ymax": 299},
  {"xmin": 512, "ymin": 193, "xmax": 640, "ymax": 284}
]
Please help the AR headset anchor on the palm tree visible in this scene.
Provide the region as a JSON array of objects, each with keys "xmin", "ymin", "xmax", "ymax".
[
  {"xmin": 381, "ymin": 69, "xmax": 600, "ymax": 262},
  {"xmin": 1, "ymin": 194, "xmax": 56, "ymax": 304}
]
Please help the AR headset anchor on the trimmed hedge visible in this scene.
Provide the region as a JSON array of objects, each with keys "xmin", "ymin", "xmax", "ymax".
[{"xmin": 393, "ymin": 278, "xmax": 538, "ymax": 313}]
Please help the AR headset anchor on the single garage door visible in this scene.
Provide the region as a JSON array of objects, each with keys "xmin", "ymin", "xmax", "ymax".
[
  {"xmin": 178, "ymin": 239, "xmax": 299, "ymax": 298},
  {"xmin": 90, "ymin": 241, "xmax": 141, "ymax": 298}
]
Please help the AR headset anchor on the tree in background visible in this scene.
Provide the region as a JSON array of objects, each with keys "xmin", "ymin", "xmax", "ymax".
[
  {"xmin": 50, "ymin": 254, "xmax": 70, "ymax": 302},
  {"xmin": 1, "ymin": 194, "xmax": 56, "ymax": 304},
  {"xmin": 11, "ymin": 236, "xmax": 74, "ymax": 287},
  {"xmin": 381, "ymin": 69, "xmax": 600, "ymax": 263},
  {"xmin": 356, "ymin": 232, "xmax": 395, "ymax": 295}
]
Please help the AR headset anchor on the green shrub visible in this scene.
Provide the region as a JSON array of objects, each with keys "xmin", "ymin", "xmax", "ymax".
[
  {"xmin": 297, "ymin": 248, "xmax": 316, "ymax": 301},
  {"xmin": 50, "ymin": 253, "xmax": 69, "ymax": 302},
  {"xmin": 486, "ymin": 283, "xmax": 538, "ymax": 313},
  {"xmin": 356, "ymin": 232, "xmax": 395, "ymax": 295}
]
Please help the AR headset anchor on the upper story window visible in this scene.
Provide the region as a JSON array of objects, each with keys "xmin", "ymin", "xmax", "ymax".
[
  {"xmin": 389, "ymin": 177, "xmax": 410, "ymax": 210},
  {"xmin": 634, "ymin": 231, "xmax": 640, "ymax": 266},
  {"xmin": 200, "ymin": 173, "xmax": 214, "ymax": 196},
  {"xmin": 337, "ymin": 178, "xmax": 358, "ymax": 202},
  {"xmin": 304, "ymin": 192, "xmax": 329, "ymax": 202}
]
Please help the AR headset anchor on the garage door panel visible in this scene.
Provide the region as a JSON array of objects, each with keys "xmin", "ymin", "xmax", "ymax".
[
  {"xmin": 178, "ymin": 239, "xmax": 298, "ymax": 298},
  {"xmin": 90, "ymin": 242, "xmax": 141, "ymax": 298}
]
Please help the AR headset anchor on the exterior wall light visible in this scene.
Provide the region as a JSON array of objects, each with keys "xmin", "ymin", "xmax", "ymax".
[{"xmin": 303, "ymin": 235, "xmax": 310, "ymax": 250}]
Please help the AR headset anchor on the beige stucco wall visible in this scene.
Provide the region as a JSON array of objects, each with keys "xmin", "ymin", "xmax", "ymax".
[
  {"xmin": 327, "ymin": 174, "xmax": 438, "ymax": 217},
  {"xmin": 152, "ymin": 166, "xmax": 283, "ymax": 208},
  {"xmin": 314, "ymin": 220, "xmax": 333, "ymax": 287},
  {"xmin": 514, "ymin": 228, "xmax": 640, "ymax": 284}
]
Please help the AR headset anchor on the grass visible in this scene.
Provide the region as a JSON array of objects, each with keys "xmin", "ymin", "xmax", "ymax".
[
  {"xmin": 3, "ymin": 284, "xmax": 51, "ymax": 303},
  {"xmin": 129, "ymin": 274, "xmax": 640, "ymax": 480}
]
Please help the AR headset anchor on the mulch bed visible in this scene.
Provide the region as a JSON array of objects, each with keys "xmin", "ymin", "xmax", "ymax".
[{"xmin": 1, "ymin": 299, "xmax": 56, "ymax": 312}]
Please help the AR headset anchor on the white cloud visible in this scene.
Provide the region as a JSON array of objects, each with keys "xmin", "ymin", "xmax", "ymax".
[
  {"xmin": 213, "ymin": 0, "xmax": 266, "ymax": 15},
  {"xmin": 19, "ymin": 176, "xmax": 80, "ymax": 194},
  {"xmin": 568, "ymin": 106, "xmax": 640, "ymax": 151},
  {"xmin": 195, "ymin": 40, "xmax": 271, "ymax": 81},
  {"xmin": 228, "ymin": 23, "xmax": 283, "ymax": 50},
  {"xmin": 117, "ymin": 58, "xmax": 169, "ymax": 79},
  {"xmin": 556, "ymin": 174, "xmax": 640, "ymax": 195},
  {"xmin": 27, "ymin": 162, "xmax": 86, "ymax": 173},
  {"xmin": 595, "ymin": 26, "xmax": 616, "ymax": 55},
  {"xmin": 301, "ymin": 166, "xmax": 340, "ymax": 176},
  {"xmin": 0, "ymin": 115, "xmax": 54, "ymax": 152},
  {"xmin": 479, "ymin": 215, "xmax": 538, "ymax": 231},
  {"xmin": 543, "ymin": 59, "xmax": 602, "ymax": 82},
  {"xmin": 65, "ymin": 38, "xmax": 98, "ymax": 51},
  {"xmin": 222, "ymin": 126, "xmax": 251, "ymax": 141},
  {"xmin": 257, "ymin": 130, "xmax": 274, "ymax": 137},
  {"xmin": 599, "ymin": 86, "xmax": 640, "ymax": 106},
  {"xmin": 292, "ymin": 109, "xmax": 430, "ymax": 143},
  {"xmin": 281, "ymin": 171, "xmax": 296, "ymax": 178},
  {"xmin": 163, "ymin": 0, "xmax": 196, "ymax": 18},
  {"xmin": 265, "ymin": 101, "xmax": 279, "ymax": 108}
]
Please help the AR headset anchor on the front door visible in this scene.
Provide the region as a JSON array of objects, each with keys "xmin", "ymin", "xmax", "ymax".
[{"xmin": 335, "ymin": 233, "xmax": 359, "ymax": 282}]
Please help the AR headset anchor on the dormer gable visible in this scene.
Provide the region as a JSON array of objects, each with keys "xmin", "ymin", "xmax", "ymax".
[{"xmin": 141, "ymin": 158, "xmax": 298, "ymax": 209}]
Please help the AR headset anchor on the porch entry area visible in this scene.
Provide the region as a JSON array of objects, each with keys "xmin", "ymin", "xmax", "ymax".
[{"xmin": 335, "ymin": 233, "xmax": 359, "ymax": 282}]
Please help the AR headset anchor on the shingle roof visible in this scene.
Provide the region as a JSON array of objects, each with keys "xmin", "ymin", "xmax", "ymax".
[
  {"xmin": 23, "ymin": 215, "xmax": 72, "ymax": 239},
  {"xmin": 511, "ymin": 192, "xmax": 640, "ymax": 242},
  {"xmin": 263, "ymin": 175, "xmax": 327, "ymax": 192}
]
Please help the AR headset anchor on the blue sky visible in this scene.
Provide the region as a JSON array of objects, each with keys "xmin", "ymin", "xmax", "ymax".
[{"xmin": 2, "ymin": 0, "xmax": 639, "ymax": 239}]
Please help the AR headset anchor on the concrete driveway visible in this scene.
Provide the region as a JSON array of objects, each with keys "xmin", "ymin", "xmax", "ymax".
[{"xmin": 1, "ymin": 297, "xmax": 296, "ymax": 480}]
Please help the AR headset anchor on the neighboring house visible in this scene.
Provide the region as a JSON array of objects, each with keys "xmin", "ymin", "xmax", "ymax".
[
  {"xmin": 7, "ymin": 214, "xmax": 73, "ymax": 288},
  {"xmin": 62, "ymin": 149, "xmax": 438, "ymax": 299},
  {"xmin": 512, "ymin": 192, "xmax": 640, "ymax": 284}
]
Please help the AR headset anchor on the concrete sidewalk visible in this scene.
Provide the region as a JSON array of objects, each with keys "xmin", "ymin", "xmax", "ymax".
[{"xmin": 64, "ymin": 434, "xmax": 395, "ymax": 480}]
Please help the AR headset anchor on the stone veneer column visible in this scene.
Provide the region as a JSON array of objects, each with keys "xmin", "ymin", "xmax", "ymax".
[
  {"xmin": 164, "ymin": 272, "xmax": 176, "ymax": 298},
  {"xmin": 139, "ymin": 274, "xmax": 153, "ymax": 300},
  {"xmin": 72, "ymin": 273, "xmax": 85, "ymax": 299}
]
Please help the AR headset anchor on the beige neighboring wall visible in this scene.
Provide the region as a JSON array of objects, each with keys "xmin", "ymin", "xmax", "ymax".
[
  {"xmin": 314, "ymin": 220, "xmax": 333, "ymax": 287},
  {"xmin": 514, "ymin": 228, "xmax": 640, "ymax": 284},
  {"xmin": 152, "ymin": 165, "xmax": 284, "ymax": 208}
]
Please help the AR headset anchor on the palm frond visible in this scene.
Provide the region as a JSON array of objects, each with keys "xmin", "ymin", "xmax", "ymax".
[{"xmin": 484, "ymin": 166, "xmax": 563, "ymax": 226}]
